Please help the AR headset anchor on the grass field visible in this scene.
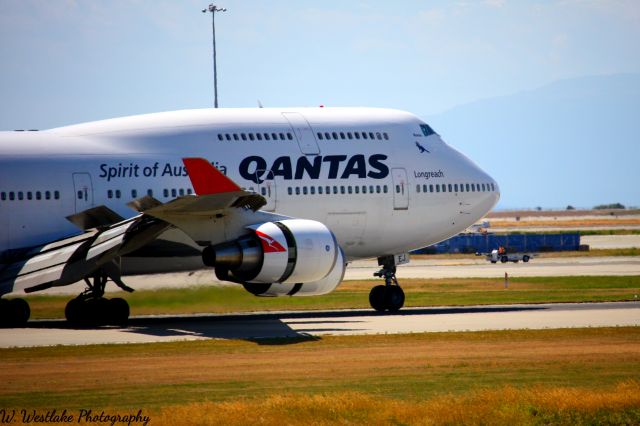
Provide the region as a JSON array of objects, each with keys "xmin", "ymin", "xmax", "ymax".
[
  {"xmin": 1, "ymin": 328, "xmax": 639, "ymax": 424},
  {"xmin": 18, "ymin": 275, "xmax": 640, "ymax": 320}
]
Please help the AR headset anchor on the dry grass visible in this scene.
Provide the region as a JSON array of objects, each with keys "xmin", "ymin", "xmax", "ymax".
[
  {"xmin": 2, "ymin": 328, "xmax": 640, "ymax": 414},
  {"xmin": 155, "ymin": 382, "xmax": 640, "ymax": 425}
]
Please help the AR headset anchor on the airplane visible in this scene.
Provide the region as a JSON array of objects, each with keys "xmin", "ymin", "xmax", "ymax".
[{"xmin": 0, "ymin": 107, "xmax": 499, "ymax": 326}]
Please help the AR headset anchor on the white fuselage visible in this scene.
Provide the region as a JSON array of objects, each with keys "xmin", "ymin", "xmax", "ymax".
[{"xmin": 0, "ymin": 107, "xmax": 499, "ymax": 265}]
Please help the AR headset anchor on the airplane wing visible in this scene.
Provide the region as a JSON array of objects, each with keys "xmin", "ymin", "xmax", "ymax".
[{"xmin": 0, "ymin": 159, "xmax": 266, "ymax": 296}]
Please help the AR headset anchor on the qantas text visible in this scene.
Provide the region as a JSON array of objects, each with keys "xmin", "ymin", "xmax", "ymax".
[{"xmin": 240, "ymin": 154, "xmax": 389, "ymax": 184}]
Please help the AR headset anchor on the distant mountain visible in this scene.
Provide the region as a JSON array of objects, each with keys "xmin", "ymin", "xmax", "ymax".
[{"xmin": 426, "ymin": 74, "xmax": 640, "ymax": 209}]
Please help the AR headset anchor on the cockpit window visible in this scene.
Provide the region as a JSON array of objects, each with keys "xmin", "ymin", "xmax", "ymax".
[{"xmin": 420, "ymin": 124, "xmax": 437, "ymax": 137}]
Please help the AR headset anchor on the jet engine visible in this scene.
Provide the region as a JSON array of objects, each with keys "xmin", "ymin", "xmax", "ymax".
[{"xmin": 202, "ymin": 219, "xmax": 345, "ymax": 296}]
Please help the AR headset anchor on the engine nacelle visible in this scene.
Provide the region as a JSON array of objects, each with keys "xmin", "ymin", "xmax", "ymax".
[{"xmin": 202, "ymin": 219, "xmax": 345, "ymax": 296}]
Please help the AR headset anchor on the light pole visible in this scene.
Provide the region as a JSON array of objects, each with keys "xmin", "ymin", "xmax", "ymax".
[{"xmin": 202, "ymin": 4, "xmax": 227, "ymax": 108}]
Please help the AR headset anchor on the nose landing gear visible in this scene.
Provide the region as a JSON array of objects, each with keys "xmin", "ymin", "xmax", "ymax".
[{"xmin": 368, "ymin": 255, "xmax": 406, "ymax": 312}]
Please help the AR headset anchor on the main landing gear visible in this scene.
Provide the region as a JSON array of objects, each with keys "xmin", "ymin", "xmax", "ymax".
[
  {"xmin": 65, "ymin": 267, "xmax": 133, "ymax": 326},
  {"xmin": 0, "ymin": 297, "xmax": 30, "ymax": 327},
  {"xmin": 369, "ymin": 255, "xmax": 406, "ymax": 312}
]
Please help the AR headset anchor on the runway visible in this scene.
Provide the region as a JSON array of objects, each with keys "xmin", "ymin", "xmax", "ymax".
[{"xmin": 1, "ymin": 302, "xmax": 638, "ymax": 348}]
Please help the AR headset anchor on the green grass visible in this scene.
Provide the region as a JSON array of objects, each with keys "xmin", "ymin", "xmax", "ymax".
[{"xmin": 15, "ymin": 275, "xmax": 640, "ymax": 320}]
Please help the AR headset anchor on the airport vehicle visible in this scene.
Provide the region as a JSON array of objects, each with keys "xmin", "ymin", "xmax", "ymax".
[
  {"xmin": 483, "ymin": 249, "xmax": 536, "ymax": 263},
  {"xmin": 0, "ymin": 107, "xmax": 499, "ymax": 325}
]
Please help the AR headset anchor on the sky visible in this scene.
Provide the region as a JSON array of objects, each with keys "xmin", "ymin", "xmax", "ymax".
[{"xmin": 1, "ymin": 0, "xmax": 639, "ymax": 208}]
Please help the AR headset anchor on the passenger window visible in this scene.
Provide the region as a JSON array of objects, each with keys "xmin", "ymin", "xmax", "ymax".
[
  {"xmin": 416, "ymin": 185, "xmax": 421, "ymax": 193},
  {"xmin": 1, "ymin": 192, "xmax": 5, "ymax": 201},
  {"xmin": 77, "ymin": 190, "xmax": 83, "ymax": 200},
  {"xmin": 340, "ymin": 132, "xmax": 345, "ymax": 139},
  {"xmin": 9, "ymin": 191, "xmax": 15, "ymax": 201},
  {"xmin": 225, "ymin": 134, "xmax": 231, "ymax": 141},
  {"xmin": 18, "ymin": 192, "xmax": 23, "ymax": 200},
  {"xmin": 333, "ymin": 186, "xmax": 338, "ymax": 194},
  {"xmin": 348, "ymin": 186, "xmax": 353, "ymax": 194},
  {"xmin": 147, "ymin": 189, "xmax": 153, "ymax": 196},
  {"xmin": 326, "ymin": 186, "xmax": 331, "ymax": 194},
  {"xmin": 256, "ymin": 133, "xmax": 262, "ymax": 141},
  {"xmin": 354, "ymin": 132, "xmax": 360, "ymax": 140},
  {"xmin": 217, "ymin": 134, "xmax": 223, "ymax": 141},
  {"xmin": 347, "ymin": 132, "xmax": 353, "ymax": 140},
  {"xmin": 261, "ymin": 187, "xmax": 267, "ymax": 196},
  {"xmin": 396, "ymin": 185, "xmax": 400, "ymax": 193},
  {"xmin": 179, "ymin": 189, "xmax": 185, "ymax": 196},
  {"xmin": 369, "ymin": 132, "xmax": 375, "ymax": 139},
  {"xmin": 383, "ymin": 185, "xmax": 388, "ymax": 194},
  {"xmin": 45, "ymin": 191, "xmax": 50, "ymax": 200},
  {"xmin": 310, "ymin": 186, "xmax": 315, "ymax": 195},
  {"xmin": 448, "ymin": 184, "xmax": 452, "ymax": 192},
  {"xmin": 169, "ymin": 189, "xmax": 175, "ymax": 197},
  {"xmin": 241, "ymin": 133, "xmax": 247, "ymax": 141},
  {"xmin": 332, "ymin": 132, "xmax": 338, "ymax": 139},
  {"xmin": 436, "ymin": 184, "xmax": 440, "ymax": 193},
  {"xmin": 354, "ymin": 186, "xmax": 359, "ymax": 194},
  {"xmin": 264, "ymin": 133, "xmax": 270, "ymax": 141},
  {"xmin": 287, "ymin": 133, "xmax": 293, "ymax": 140},
  {"xmin": 36, "ymin": 191, "xmax": 41, "ymax": 200},
  {"xmin": 295, "ymin": 187, "xmax": 300, "ymax": 195},
  {"xmin": 249, "ymin": 134, "xmax": 255, "ymax": 141},
  {"xmin": 272, "ymin": 133, "xmax": 277, "ymax": 140},
  {"xmin": 27, "ymin": 192, "xmax": 32, "ymax": 200},
  {"xmin": 423, "ymin": 184, "xmax": 427, "ymax": 193},
  {"xmin": 429, "ymin": 184, "xmax": 434, "ymax": 193},
  {"xmin": 279, "ymin": 133, "xmax": 285, "ymax": 140},
  {"xmin": 466, "ymin": 183, "xmax": 470, "ymax": 192},
  {"xmin": 376, "ymin": 185, "xmax": 381, "ymax": 194},
  {"xmin": 362, "ymin": 132, "xmax": 368, "ymax": 140},
  {"xmin": 318, "ymin": 186, "xmax": 323, "ymax": 194},
  {"xmin": 115, "ymin": 190, "xmax": 121, "ymax": 199},
  {"xmin": 54, "ymin": 191, "xmax": 60, "ymax": 200},
  {"xmin": 369, "ymin": 185, "xmax": 374, "ymax": 193},
  {"xmin": 324, "ymin": 132, "xmax": 331, "ymax": 140},
  {"xmin": 317, "ymin": 133, "xmax": 323, "ymax": 140},
  {"xmin": 233, "ymin": 134, "xmax": 239, "ymax": 141},
  {"xmin": 132, "ymin": 189, "xmax": 138, "ymax": 198},
  {"xmin": 455, "ymin": 184, "xmax": 459, "ymax": 192},
  {"xmin": 303, "ymin": 187, "xmax": 308, "ymax": 195},
  {"xmin": 187, "ymin": 188, "xmax": 193, "ymax": 195},
  {"xmin": 383, "ymin": 132, "xmax": 389, "ymax": 140},
  {"xmin": 340, "ymin": 186, "xmax": 345, "ymax": 194},
  {"xmin": 163, "ymin": 189, "xmax": 169, "ymax": 198},
  {"xmin": 491, "ymin": 183, "xmax": 495, "ymax": 191},
  {"xmin": 376, "ymin": 132, "xmax": 382, "ymax": 140},
  {"xmin": 362, "ymin": 186, "xmax": 367, "ymax": 194},
  {"xmin": 107, "ymin": 190, "xmax": 113, "ymax": 199},
  {"xmin": 288, "ymin": 187, "xmax": 292, "ymax": 195}
]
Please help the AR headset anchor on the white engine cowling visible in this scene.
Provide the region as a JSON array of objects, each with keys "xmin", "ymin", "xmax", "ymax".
[{"xmin": 201, "ymin": 219, "xmax": 345, "ymax": 296}]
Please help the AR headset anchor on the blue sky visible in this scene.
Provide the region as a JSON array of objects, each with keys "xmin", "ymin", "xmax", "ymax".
[{"xmin": 1, "ymin": 1, "xmax": 639, "ymax": 208}]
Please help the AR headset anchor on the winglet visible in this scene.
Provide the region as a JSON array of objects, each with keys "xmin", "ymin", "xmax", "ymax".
[{"xmin": 182, "ymin": 158, "xmax": 241, "ymax": 195}]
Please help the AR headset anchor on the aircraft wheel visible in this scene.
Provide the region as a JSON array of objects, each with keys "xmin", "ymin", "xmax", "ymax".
[
  {"xmin": 491, "ymin": 261, "xmax": 497, "ymax": 264},
  {"xmin": 369, "ymin": 285, "xmax": 387, "ymax": 312},
  {"xmin": 87, "ymin": 298, "xmax": 111, "ymax": 325},
  {"xmin": 386, "ymin": 286, "xmax": 405, "ymax": 312},
  {"xmin": 65, "ymin": 298, "xmax": 85, "ymax": 325},
  {"xmin": 501, "ymin": 256, "xmax": 508, "ymax": 263},
  {"xmin": 0, "ymin": 298, "xmax": 28, "ymax": 327},
  {"xmin": 109, "ymin": 298, "xmax": 130, "ymax": 325},
  {"xmin": 523, "ymin": 255, "xmax": 530, "ymax": 263},
  {"xmin": 9, "ymin": 299, "xmax": 30, "ymax": 326}
]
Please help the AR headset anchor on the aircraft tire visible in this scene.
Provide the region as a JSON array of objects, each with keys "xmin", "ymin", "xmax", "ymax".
[
  {"xmin": 65, "ymin": 298, "xmax": 84, "ymax": 325},
  {"xmin": 523, "ymin": 255, "xmax": 530, "ymax": 262},
  {"xmin": 501, "ymin": 256, "xmax": 508, "ymax": 263},
  {"xmin": 386, "ymin": 286, "xmax": 405, "ymax": 312},
  {"xmin": 369, "ymin": 285, "xmax": 387, "ymax": 312},
  {"xmin": 109, "ymin": 298, "xmax": 130, "ymax": 326},
  {"xmin": 9, "ymin": 298, "xmax": 30, "ymax": 326}
]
